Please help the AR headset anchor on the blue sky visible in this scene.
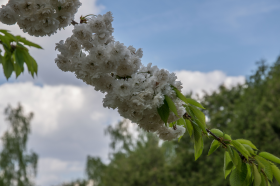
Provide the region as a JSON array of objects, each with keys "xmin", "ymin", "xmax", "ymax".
[
  {"xmin": 97, "ymin": 0, "xmax": 280, "ymax": 76},
  {"xmin": 0, "ymin": 0, "xmax": 280, "ymax": 185}
]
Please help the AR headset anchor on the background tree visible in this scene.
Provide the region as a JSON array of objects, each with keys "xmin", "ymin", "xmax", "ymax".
[
  {"xmin": 0, "ymin": 104, "xmax": 38, "ymax": 186},
  {"xmin": 59, "ymin": 57, "xmax": 280, "ymax": 186}
]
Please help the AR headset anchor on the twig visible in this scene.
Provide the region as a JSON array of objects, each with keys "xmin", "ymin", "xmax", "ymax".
[{"xmin": 206, "ymin": 128, "xmax": 228, "ymax": 148}]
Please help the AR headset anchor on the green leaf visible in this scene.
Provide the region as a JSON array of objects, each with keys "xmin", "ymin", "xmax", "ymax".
[
  {"xmin": 228, "ymin": 146, "xmax": 238, "ymax": 169},
  {"xmin": 259, "ymin": 152, "xmax": 280, "ymax": 164},
  {"xmin": 157, "ymin": 99, "xmax": 170, "ymax": 125},
  {"xmin": 21, "ymin": 50, "xmax": 38, "ymax": 76},
  {"xmin": 231, "ymin": 140, "xmax": 250, "ymax": 159},
  {"xmin": 236, "ymin": 139, "xmax": 258, "ymax": 150},
  {"xmin": 229, "ymin": 162, "xmax": 248, "ymax": 186},
  {"xmin": 178, "ymin": 135, "xmax": 183, "ymax": 142},
  {"xmin": 189, "ymin": 105, "xmax": 206, "ymax": 133},
  {"xmin": 208, "ymin": 139, "xmax": 220, "ymax": 156},
  {"xmin": 210, "ymin": 128, "xmax": 224, "ymax": 138},
  {"xmin": 224, "ymin": 151, "xmax": 233, "ymax": 179},
  {"xmin": 184, "ymin": 119, "xmax": 193, "ymax": 137},
  {"xmin": 13, "ymin": 61, "xmax": 22, "ymax": 78},
  {"xmin": 185, "ymin": 97, "xmax": 205, "ymax": 109},
  {"xmin": 14, "ymin": 48, "xmax": 25, "ymax": 70},
  {"xmin": 271, "ymin": 164, "xmax": 280, "ymax": 184},
  {"xmin": 252, "ymin": 164, "xmax": 261, "ymax": 186},
  {"xmin": 164, "ymin": 95, "xmax": 178, "ymax": 117},
  {"xmin": 260, "ymin": 173, "xmax": 267, "ymax": 186},
  {"xmin": 184, "ymin": 104, "xmax": 195, "ymax": 119},
  {"xmin": 15, "ymin": 35, "xmax": 43, "ymax": 49},
  {"xmin": 2, "ymin": 53, "xmax": 14, "ymax": 79},
  {"xmin": 192, "ymin": 124, "xmax": 203, "ymax": 160},
  {"xmin": 255, "ymin": 156, "xmax": 273, "ymax": 181},
  {"xmin": 172, "ymin": 86, "xmax": 190, "ymax": 105},
  {"xmin": 177, "ymin": 118, "xmax": 185, "ymax": 126},
  {"xmin": 242, "ymin": 144, "xmax": 256, "ymax": 156}
]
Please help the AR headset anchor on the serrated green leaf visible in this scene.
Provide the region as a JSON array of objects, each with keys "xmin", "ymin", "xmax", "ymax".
[
  {"xmin": 234, "ymin": 149, "xmax": 243, "ymax": 171},
  {"xmin": 228, "ymin": 146, "xmax": 238, "ymax": 169},
  {"xmin": 2, "ymin": 53, "xmax": 14, "ymax": 79},
  {"xmin": 192, "ymin": 124, "xmax": 203, "ymax": 160},
  {"xmin": 224, "ymin": 151, "xmax": 233, "ymax": 179},
  {"xmin": 210, "ymin": 128, "xmax": 224, "ymax": 138},
  {"xmin": 185, "ymin": 97, "xmax": 205, "ymax": 109},
  {"xmin": 15, "ymin": 35, "xmax": 43, "ymax": 49},
  {"xmin": 13, "ymin": 62, "xmax": 22, "ymax": 78},
  {"xmin": 231, "ymin": 140, "xmax": 250, "ymax": 159},
  {"xmin": 229, "ymin": 163, "xmax": 248, "ymax": 186},
  {"xmin": 260, "ymin": 173, "xmax": 267, "ymax": 186},
  {"xmin": 255, "ymin": 156, "xmax": 273, "ymax": 181},
  {"xmin": 236, "ymin": 139, "xmax": 258, "ymax": 150},
  {"xmin": 157, "ymin": 99, "xmax": 170, "ymax": 125},
  {"xmin": 184, "ymin": 119, "xmax": 193, "ymax": 137},
  {"xmin": 208, "ymin": 139, "xmax": 220, "ymax": 156},
  {"xmin": 271, "ymin": 164, "xmax": 280, "ymax": 184},
  {"xmin": 253, "ymin": 164, "xmax": 261, "ymax": 186},
  {"xmin": 242, "ymin": 144, "xmax": 256, "ymax": 156},
  {"xmin": 189, "ymin": 105, "xmax": 206, "ymax": 133},
  {"xmin": 164, "ymin": 95, "xmax": 178, "ymax": 117},
  {"xmin": 259, "ymin": 152, "xmax": 280, "ymax": 164},
  {"xmin": 14, "ymin": 48, "xmax": 25, "ymax": 70}
]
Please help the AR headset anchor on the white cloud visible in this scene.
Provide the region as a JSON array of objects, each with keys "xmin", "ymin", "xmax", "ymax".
[
  {"xmin": 0, "ymin": 82, "xmax": 121, "ymax": 186},
  {"xmin": 175, "ymin": 70, "xmax": 245, "ymax": 97}
]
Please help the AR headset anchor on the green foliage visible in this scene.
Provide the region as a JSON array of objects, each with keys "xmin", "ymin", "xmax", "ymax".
[
  {"xmin": 224, "ymin": 151, "xmax": 233, "ymax": 179},
  {"xmin": 0, "ymin": 104, "xmax": 38, "ymax": 186},
  {"xmin": 208, "ymin": 140, "xmax": 220, "ymax": 156},
  {"xmin": 164, "ymin": 95, "xmax": 178, "ymax": 117},
  {"xmin": 157, "ymin": 98, "xmax": 170, "ymax": 125},
  {"xmin": 259, "ymin": 152, "xmax": 280, "ymax": 164},
  {"xmin": 61, "ymin": 58, "xmax": 280, "ymax": 186},
  {"xmin": 0, "ymin": 30, "xmax": 42, "ymax": 79}
]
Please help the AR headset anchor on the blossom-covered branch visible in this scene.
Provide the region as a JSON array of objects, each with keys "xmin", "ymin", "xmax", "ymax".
[
  {"xmin": 0, "ymin": 0, "xmax": 81, "ymax": 36},
  {"xmin": 55, "ymin": 12, "xmax": 186, "ymax": 140}
]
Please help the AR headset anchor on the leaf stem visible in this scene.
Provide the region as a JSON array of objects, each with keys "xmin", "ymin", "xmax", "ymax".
[{"xmin": 206, "ymin": 128, "xmax": 228, "ymax": 148}]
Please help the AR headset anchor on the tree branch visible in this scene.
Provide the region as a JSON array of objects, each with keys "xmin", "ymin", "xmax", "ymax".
[{"xmin": 206, "ymin": 128, "xmax": 228, "ymax": 148}]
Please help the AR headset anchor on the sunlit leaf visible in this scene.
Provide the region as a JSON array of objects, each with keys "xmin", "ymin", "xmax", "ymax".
[
  {"xmin": 231, "ymin": 140, "xmax": 250, "ymax": 159},
  {"xmin": 224, "ymin": 151, "xmax": 233, "ymax": 179},
  {"xmin": 210, "ymin": 128, "xmax": 224, "ymax": 138},
  {"xmin": 192, "ymin": 124, "xmax": 203, "ymax": 160},
  {"xmin": 252, "ymin": 164, "xmax": 261, "ymax": 186},
  {"xmin": 208, "ymin": 139, "xmax": 220, "ymax": 156},
  {"xmin": 189, "ymin": 105, "xmax": 206, "ymax": 133},
  {"xmin": 185, "ymin": 97, "xmax": 205, "ymax": 109},
  {"xmin": 164, "ymin": 95, "xmax": 178, "ymax": 117},
  {"xmin": 236, "ymin": 139, "xmax": 258, "ymax": 150},
  {"xmin": 242, "ymin": 144, "xmax": 256, "ymax": 156},
  {"xmin": 259, "ymin": 152, "xmax": 280, "ymax": 164},
  {"xmin": 229, "ymin": 162, "xmax": 248, "ymax": 186},
  {"xmin": 255, "ymin": 155, "xmax": 273, "ymax": 181},
  {"xmin": 271, "ymin": 164, "xmax": 280, "ymax": 184},
  {"xmin": 184, "ymin": 119, "xmax": 193, "ymax": 137}
]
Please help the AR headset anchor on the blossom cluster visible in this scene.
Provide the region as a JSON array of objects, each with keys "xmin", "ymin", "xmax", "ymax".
[
  {"xmin": 0, "ymin": 0, "xmax": 81, "ymax": 36},
  {"xmin": 55, "ymin": 12, "xmax": 186, "ymax": 140}
]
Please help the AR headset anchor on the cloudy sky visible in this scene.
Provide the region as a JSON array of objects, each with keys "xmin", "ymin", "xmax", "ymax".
[{"xmin": 0, "ymin": 0, "xmax": 279, "ymax": 185}]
